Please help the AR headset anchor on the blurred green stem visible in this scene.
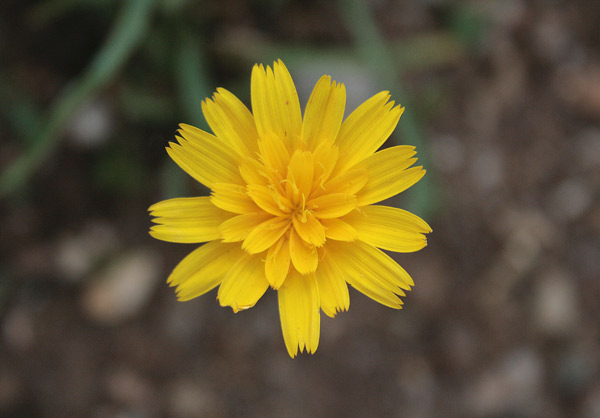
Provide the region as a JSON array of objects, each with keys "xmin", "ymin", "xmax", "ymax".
[
  {"xmin": 175, "ymin": 30, "xmax": 212, "ymax": 129},
  {"xmin": 161, "ymin": 29, "xmax": 213, "ymax": 199},
  {"xmin": 0, "ymin": 0, "xmax": 156, "ymax": 198},
  {"xmin": 338, "ymin": 0, "xmax": 437, "ymax": 216}
]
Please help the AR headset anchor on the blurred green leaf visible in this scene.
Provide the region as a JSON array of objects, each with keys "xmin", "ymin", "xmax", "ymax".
[
  {"xmin": 338, "ymin": 0, "xmax": 438, "ymax": 217},
  {"xmin": 450, "ymin": 4, "xmax": 490, "ymax": 49},
  {"xmin": 0, "ymin": 0, "xmax": 157, "ymax": 198},
  {"xmin": 27, "ymin": 0, "xmax": 116, "ymax": 28},
  {"xmin": 174, "ymin": 29, "xmax": 211, "ymax": 129},
  {"xmin": 0, "ymin": 74, "xmax": 42, "ymax": 145},
  {"xmin": 118, "ymin": 85, "xmax": 176, "ymax": 123}
]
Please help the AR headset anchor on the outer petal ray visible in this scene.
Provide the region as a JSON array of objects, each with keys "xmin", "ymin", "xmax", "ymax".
[
  {"xmin": 327, "ymin": 241, "xmax": 414, "ymax": 309},
  {"xmin": 211, "ymin": 183, "xmax": 260, "ymax": 214},
  {"xmin": 321, "ymin": 218, "xmax": 357, "ymax": 241},
  {"xmin": 343, "ymin": 205, "xmax": 431, "ymax": 252},
  {"xmin": 334, "ymin": 92, "xmax": 405, "ymax": 174},
  {"xmin": 356, "ymin": 146, "xmax": 424, "ymax": 206},
  {"xmin": 201, "ymin": 88, "xmax": 259, "ymax": 157},
  {"xmin": 243, "ymin": 217, "xmax": 291, "ymax": 254},
  {"xmin": 314, "ymin": 252, "xmax": 349, "ymax": 318},
  {"xmin": 169, "ymin": 242, "xmax": 243, "ymax": 301},
  {"xmin": 168, "ymin": 124, "xmax": 243, "ymax": 187},
  {"xmin": 309, "ymin": 193, "xmax": 356, "ymax": 219},
  {"xmin": 217, "ymin": 253, "xmax": 269, "ymax": 312},
  {"xmin": 219, "ymin": 212, "xmax": 272, "ymax": 242},
  {"xmin": 289, "ymin": 229, "xmax": 318, "ymax": 274},
  {"xmin": 265, "ymin": 236, "xmax": 291, "ymax": 289},
  {"xmin": 278, "ymin": 270, "xmax": 320, "ymax": 358},
  {"xmin": 302, "ymin": 75, "xmax": 346, "ymax": 150},
  {"xmin": 251, "ymin": 60, "xmax": 302, "ymax": 149},
  {"xmin": 149, "ymin": 197, "xmax": 230, "ymax": 243}
]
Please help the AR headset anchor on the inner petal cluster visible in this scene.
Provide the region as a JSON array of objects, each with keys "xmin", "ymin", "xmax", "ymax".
[{"xmin": 212, "ymin": 137, "xmax": 366, "ymax": 283}]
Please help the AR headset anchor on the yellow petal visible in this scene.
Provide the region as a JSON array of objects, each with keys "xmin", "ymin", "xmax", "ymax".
[
  {"xmin": 311, "ymin": 142, "xmax": 339, "ymax": 190},
  {"xmin": 312, "ymin": 168, "xmax": 368, "ymax": 199},
  {"xmin": 344, "ymin": 205, "xmax": 431, "ymax": 252},
  {"xmin": 251, "ymin": 60, "xmax": 302, "ymax": 149},
  {"xmin": 287, "ymin": 149, "xmax": 314, "ymax": 197},
  {"xmin": 247, "ymin": 184, "xmax": 290, "ymax": 216},
  {"xmin": 201, "ymin": 88, "xmax": 259, "ymax": 157},
  {"xmin": 355, "ymin": 146, "xmax": 424, "ymax": 206},
  {"xmin": 211, "ymin": 183, "xmax": 259, "ymax": 214},
  {"xmin": 327, "ymin": 241, "xmax": 413, "ymax": 309},
  {"xmin": 292, "ymin": 212, "xmax": 326, "ymax": 247},
  {"xmin": 168, "ymin": 242, "xmax": 242, "ymax": 301},
  {"xmin": 289, "ymin": 228, "xmax": 318, "ymax": 274},
  {"xmin": 308, "ymin": 193, "xmax": 356, "ymax": 219},
  {"xmin": 148, "ymin": 197, "xmax": 230, "ymax": 243},
  {"xmin": 242, "ymin": 217, "xmax": 291, "ymax": 254},
  {"xmin": 334, "ymin": 91, "xmax": 404, "ymax": 173},
  {"xmin": 277, "ymin": 270, "xmax": 320, "ymax": 358},
  {"xmin": 265, "ymin": 235, "xmax": 291, "ymax": 289},
  {"xmin": 258, "ymin": 131, "xmax": 290, "ymax": 178},
  {"xmin": 302, "ymin": 75, "xmax": 346, "ymax": 150},
  {"xmin": 217, "ymin": 253, "xmax": 269, "ymax": 312},
  {"xmin": 314, "ymin": 252, "xmax": 349, "ymax": 318},
  {"xmin": 168, "ymin": 125, "xmax": 243, "ymax": 188},
  {"xmin": 321, "ymin": 218, "xmax": 357, "ymax": 241},
  {"xmin": 239, "ymin": 157, "xmax": 269, "ymax": 186},
  {"xmin": 219, "ymin": 212, "xmax": 272, "ymax": 242}
]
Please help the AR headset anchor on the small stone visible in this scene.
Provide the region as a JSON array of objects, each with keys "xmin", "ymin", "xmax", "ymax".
[
  {"xmin": 167, "ymin": 379, "xmax": 226, "ymax": 418},
  {"xmin": 67, "ymin": 99, "xmax": 114, "ymax": 149},
  {"xmin": 531, "ymin": 11, "xmax": 571, "ymax": 62},
  {"xmin": 55, "ymin": 221, "xmax": 119, "ymax": 282},
  {"xmin": 470, "ymin": 148, "xmax": 505, "ymax": 192},
  {"xmin": 464, "ymin": 348, "xmax": 544, "ymax": 417},
  {"xmin": 576, "ymin": 128, "xmax": 600, "ymax": 170},
  {"xmin": 2, "ymin": 305, "xmax": 35, "ymax": 351},
  {"xmin": 533, "ymin": 268, "xmax": 580, "ymax": 337},
  {"xmin": 105, "ymin": 369, "xmax": 155, "ymax": 407},
  {"xmin": 81, "ymin": 249, "xmax": 162, "ymax": 325},
  {"xmin": 550, "ymin": 180, "xmax": 592, "ymax": 221}
]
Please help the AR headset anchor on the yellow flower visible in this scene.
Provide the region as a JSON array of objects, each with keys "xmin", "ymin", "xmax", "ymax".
[{"xmin": 149, "ymin": 60, "xmax": 431, "ymax": 358}]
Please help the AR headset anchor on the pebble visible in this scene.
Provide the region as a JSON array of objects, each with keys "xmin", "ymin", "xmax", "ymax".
[
  {"xmin": 550, "ymin": 180, "xmax": 592, "ymax": 221},
  {"xmin": 533, "ymin": 267, "xmax": 580, "ymax": 337},
  {"xmin": 395, "ymin": 354, "xmax": 437, "ymax": 418},
  {"xmin": 531, "ymin": 10, "xmax": 571, "ymax": 62},
  {"xmin": 105, "ymin": 369, "xmax": 157, "ymax": 411},
  {"xmin": 167, "ymin": 379, "xmax": 226, "ymax": 418},
  {"xmin": 464, "ymin": 347, "xmax": 544, "ymax": 417},
  {"xmin": 576, "ymin": 128, "xmax": 600, "ymax": 170},
  {"xmin": 469, "ymin": 148, "xmax": 505, "ymax": 192},
  {"xmin": 2, "ymin": 305, "xmax": 35, "ymax": 351},
  {"xmin": 81, "ymin": 249, "xmax": 162, "ymax": 325},
  {"xmin": 66, "ymin": 99, "xmax": 114, "ymax": 149},
  {"xmin": 55, "ymin": 221, "xmax": 119, "ymax": 282}
]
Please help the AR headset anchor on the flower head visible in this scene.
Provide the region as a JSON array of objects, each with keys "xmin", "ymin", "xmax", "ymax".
[{"xmin": 149, "ymin": 60, "xmax": 431, "ymax": 357}]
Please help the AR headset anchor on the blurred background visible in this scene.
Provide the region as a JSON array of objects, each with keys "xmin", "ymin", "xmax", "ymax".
[{"xmin": 1, "ymin": 0, "xmax": 599, "ymax": 417}]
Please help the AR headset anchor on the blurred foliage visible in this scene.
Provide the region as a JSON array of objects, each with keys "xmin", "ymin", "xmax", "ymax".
[
  {"xmin": 0, "ymin": 0, "xmax": 156, "ymax": 197},
  {"xmin": 0, "ymin": 0, "xmax": 489, "ymax": 214}
]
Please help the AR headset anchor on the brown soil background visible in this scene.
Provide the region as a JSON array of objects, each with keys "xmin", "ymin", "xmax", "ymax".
[{"xmin": 1, "ymin": 1, "xmax": 599, "ymax": 417}]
